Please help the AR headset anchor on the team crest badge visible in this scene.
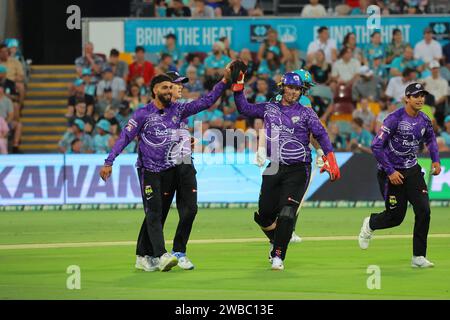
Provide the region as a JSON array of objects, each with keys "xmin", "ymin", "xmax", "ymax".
[
  {"xmin": 389, "ymin": 195, "xmax": 397, "ymax": 206},
  {"xmin": 144, "ymin": 185, "xmax": 153, "ymax": 199},
  {"xmin": 291, "ymin": 116, "xmax": 300, "ymax": 124},
  {"xmin": 172, "ymin": 116, "xmax": 178, "ymax": 124}
]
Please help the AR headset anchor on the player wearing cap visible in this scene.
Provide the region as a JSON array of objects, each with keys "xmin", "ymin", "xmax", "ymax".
[
  {"xmin": 358, "ymin": 83, "xmax": 441, "ymax": 268},
  {"xmin": 232, "ymin": 71, "xmax": 340, "ymax": 270},
  {"xmin": 99, "ymin": 70, "xmax": 230, "ymax": 272}
]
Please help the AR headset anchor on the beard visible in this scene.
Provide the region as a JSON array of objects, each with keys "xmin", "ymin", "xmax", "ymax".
[{"xmin": 158, "ymin": 92, "xmax": 172, "ymax": 105}]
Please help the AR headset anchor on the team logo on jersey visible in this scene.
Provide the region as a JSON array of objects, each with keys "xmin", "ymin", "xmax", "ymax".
[{"xmin": 291, "ymin": 116, "xmax": 300, "ymax": 124}]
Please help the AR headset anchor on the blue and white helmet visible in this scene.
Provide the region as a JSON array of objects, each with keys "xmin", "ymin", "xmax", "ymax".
[{"xmin": 280, "ymin": 72, "xmax": 303, "ymax": 88}]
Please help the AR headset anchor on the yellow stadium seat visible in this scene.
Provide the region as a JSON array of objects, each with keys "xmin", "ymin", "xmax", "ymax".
[
  {"xmin": 235, "ymin": 119, "xmax": 247, "ymax": 131},
  {"xmin": 119, "ymin": 52, "xmax": 134, "ymax": 65},
  {"xmin": 356, "ymin": 102, "xmax": 381, "ymax": 116}
]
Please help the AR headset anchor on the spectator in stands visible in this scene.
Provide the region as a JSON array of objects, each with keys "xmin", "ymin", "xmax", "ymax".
[
  {"xmin": 374, "ymin": 0, "xmax": 390, "ymax": 15},
  {"xmin": 97, "ymin": 105, "xmax": 119, "ymax": 135},
  {"xmin": 222, "ymin": 0, "xmax": 248, "ymax": 16},
  {"xmin": 161, "ymin": 33, "xmax": 184, "ymax": 69},
  {"xmin": 220, "ymin": 36, "xmax": 238, "ymax": 60},
  {"xmin": 95, "ymin": 87, "xmax": 121, "ymax": 118},
  {"xmin": 128, "ymin": 46, "xmax": 155, "ymax": 86},
  {"xmin": 390, "ymin": 45, "xmax": 425, "ymax": 77},
  {"xmin": 69, "ymin": 138, "xmax": 83, "ymax": 154},
  {"xmin": 58, "ymin": 119, "xmax": 93, "ymax": 154},
  {"xmin": 204, "ymin": 42, "xmax": 231, "ymax": 86},
  {"xmin": 0, "ymin": 43, "xmax": 25, "ymax": 106},
  {"xmin": 74, "ymin": 42, "xmax": 104, "ymax": 77},
  {"xmin": 347, "ymin": 117, "xmax": 373, "ymax": 153},
  {"xmin": 108, "ymin": 49, "xmax": 128, "ymax": 82},
  {"xmin": 125, "ymin": 83, "xmax": 147, "ymax": 110},
  {"xmin": 375, "ymin": 99, "xmax": 397, "ymax": 133},
  {"xmin": 257, "ymin": 28, "xmax": 291, "ymax": 65},
  {"xmin": 301, "ymin": 0, "xmax": 327, "ymax": 17},
  {"xmin": 257, "ymin": 46, "xmax": 285, "ymax": 81},
  {"xmin": 328, "ymin": 122, "xmax": 347, "ymax": 151},
  {"xmin": 342, "ymin": 32, "xmax": 363, "ymax": 63},
  {"xmin": 81, "ymin": 68, "xmax": 97, "ymax": 97},
  {"xmin": 180, "ymin": 53, "xmax": 206, "ymax": 80},
  {"xmin": 239, "ymin": 48, "xmax": 257, "ymax": 84},
  {"xmin": 308, "ymin": 49, "xmax": 332, "ymax": 85},
  {"xmin": 0, "ymin": 65, "xmax": 20, "ymax": 120},
  {"xmin": 97, "ymin": 66, "xmax": 126, "ymax": 101},
  {"xmin": 385, "ymin": 67, "xmax": 417, "ymax": 103},
  {"xmin": 67, "ymin": 78, "xmax": 95, "ymax": 117},
  {"xmin": 250, "ymin": 77, "xmax": 272, "ymax": 103},
  {"xmin": 424, "ymin": 60, "xmax": 449, "ymax": 127},
  {"xmin": 191, "ymin": 0, "xmax": 215, "ymax": 17},
  {"xmin": 93, "ymin": 119, "xmax": 113, "ymax": 154},
  {"xmin": 155, "ymin": 0, "xmax": 169, "ymax": 17},
  {"xmin": 307, "ymin": 26, "xmax": 337, "ymax": 64},
  {"xmin": 167, "ymin": 0, "xmax": 192, "ymax": 16},
  {"xmin": 436, "ymin": 136, "xmax": 450, "ymax": 152},
  {"xmin": 68, "ymin": 99, "xmax": 95, "ymax": 134},
  {"xmin": 0, "ymin": 115, "xmax": 8, "ymax": 154},
  {"xmin": 352, "ymin": 65, "xmax": 384, "ymax": 102},
  {"xmin": 353, "ymin": 97, "xmax": 375, "ymax": 133},
  {"xmin": 0, "ymin": 86, "xmax": 22, "ymax": 153},
  {"xmin": 387, "ymin": 0, "xmax": 406, "ymax": 14},
  {"xmin": 364, "ymin": 31, "xmax": 386, "ymax": 69},
  {"xmin": 241, "ymin": 0, "xmax": 263, "ymax": 16},
  {"xmin": 414, "ymin": 27, "xmax": 443, "ymax": 65},
  {"xmin": 285, "ymin": 49, "xmax": 305, "ymax": 73},
  {"xmin": 155, "ymin": 53, "xmax": 177, "ymax": 75},
  {"xmin": 441, "ymin": 116, "xmax": 450, "ymax": 148},
  {"xmin": 205, "ymin": 0, "xmax": 225, "ymax": 16},
  {"xmin": 5, "ymin": 39, "xmax": 24, "ymax": 62},
  {"xmin": 115, "ymin": 101, "xmax": 133, "ymax": 130},
  {"xmin": 443, "ymin": 42, "xmax": 450, "ymax": 66},
  {"xmin": 331, "ymin": 47, "xmax": 361, "ymax": 89},
  {"xmin": 386, "ymin": 29, "xmax": 407, "ymax": 64},
  {"xmin": 350, "ymin": 0, "xmax": 369, "ymax": 15},
  {"xmin": 183, "ymin": 67, "xmax": 204, "ymax": 99},
  {"xmin": 372, "ymin": 54, "xmax": 388, "ymax": 82}
]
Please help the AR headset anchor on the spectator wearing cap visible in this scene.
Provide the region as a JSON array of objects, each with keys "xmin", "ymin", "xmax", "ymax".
[
  {"xmin": 301, "ymin": 0, "xmax": 327, "ymax": 17},
  {"xmin": 155, "ymin": 53, "xmax": 177, "ymax": 76},
  {"xmin": 363, "ymin": 31, "xmax": 386, "ymax": 69},
  {"xmin": 67, "ymin": 78, "xmax": 95, "ymax": 117},
  {"xmin": 74, "ymin": 42, "xmax": 105, "ymax": 77},
  {"xmin": 5, "ymin": 39, "xmax": 22, "ymax": 61},
  {"xmin": 204, "ymin": 42, "xmax": 232, "ymax": 80},
  {"xmin": 0, "ymin": 43, "xmax": 25, "ymax": 106},
  {"xmin": 352, "ymin": 97, "xmax": 376, "ymax": 133},
  {"xmin": 191, "ymin": 0, "xmax": 215, "ymax": 17},
  {"xmin": 352, "ymin": 65, "xmax": 384, "ymax": 101},
  {"xmin": 347, "ymin": 117, "xmax": 373, "ymax": 153},
  {"xmin": 58, "ymin": 119, "xmax": 93, "ymax": 153},
  {"xmin": 128, "ymin": 46, "xmax": 156, "ymax": 86},
  {"xmin": 385, "ymin": 67, "xmax": 417, "ymax": 103},
  {"xmin": 257, "ymin": 28, "xmax": 291, "ymax": 65},
  {"xmin": 390, "ymin": 45, "xmax": 425, "ymax": 78},
  {"xmin": 331, "ymin": 47, "xmax": 361, "ymax": 88},
  {"xmin": 424, "ymin": 60, "xmax": 449, "ymax": 127},
  {"xmin": 441, "ymin": 116, "xmax": 450, "ymax": 148},
  {"xmin": 307, "ymin": 26, "xmax": 337, "ymax": 64},
  {"xmin": 93, "ymin": 119, "xmax": 113, "ymax": 154},
  {"xmin": 386, "ymin": 29, "xmax": 408, "ymax": 64},
  {"xmin": 97, "ymin": 65, "xmax": 126, "ymax": 101},
  {"xmin": 222, "ymin": 0, "xmax": 248, "ymax": 16},
  {"xmin": 167, "ymin": 0, "xmax": 192, "ymax": 16},
  {"xmin": 414, "ymin": 27, "xmax": 443, "ymax": 65},
  {"xmin": 81, "ymin": 68, "xmax": 97, "ymax": 97},
  {"xmin": 115, "ymin": 101, "xmax": 133, "ymax": 130},
  {"xmin": 68, "ymin": 99, "xmax": 95, "ymax": 134},
  {"xmin": 108, "ymin": 49, "xmax": 129, "ymax": 82},
  {"xmin": 161, "ymin": 34, "xmax": 184, "ymax": 69}
]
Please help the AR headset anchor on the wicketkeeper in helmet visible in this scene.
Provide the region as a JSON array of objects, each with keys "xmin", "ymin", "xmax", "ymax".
[{"xmin": 230, "ymin": 62, "xmax": 341, "ymax": 270}]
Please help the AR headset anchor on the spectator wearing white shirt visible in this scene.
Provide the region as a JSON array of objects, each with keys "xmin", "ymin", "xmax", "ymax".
[
  {"xmin": 307, "ymin": 26, "xmax": 337, "ymax": 64},
  {"xmin": 301, "ymin": 0, "xmax": 327, "ymax": 17},
  {"xmin": 424, "ymin": 60, "xmax": 449, "ymax": 127},
  {"xmin": 331, "ymin": 47, "xmax": 361, "ymax": 86},
  {"xmin": 191, "ymin": 0, "xmax": 215, "ymax": 17},
  {"xmin": 385, "ymin": 68, "xmax": 417, "ymax": 103},
  {"xmin": 414, "ymin": 27, "xmax": 443, "ymax": 65}
]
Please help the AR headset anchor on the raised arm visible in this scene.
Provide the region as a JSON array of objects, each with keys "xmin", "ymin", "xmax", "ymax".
[{"xmin": 233, "ymin": 91, "xmax": 265, "ymax": 119}]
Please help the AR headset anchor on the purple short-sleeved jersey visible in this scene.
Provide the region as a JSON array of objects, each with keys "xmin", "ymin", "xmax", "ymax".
[
  {"xmin": 105, "ymin": 81, "xmax": 226, "ymax": 172},
  {"xmin": 371, "ymin": 107, "xmax": 440, "ymax": 175},
  {"xmin": 234, "ymin": 91, "xmax": 333, "ymax": 165}
]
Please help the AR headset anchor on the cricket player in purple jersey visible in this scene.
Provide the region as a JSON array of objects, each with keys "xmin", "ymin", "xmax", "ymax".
[
  {"xmin": 359, "ymin": 83, "xmax": 442, "ymax": 268},
  {"xmin": 232, "ymin": 71, "xmax": 341, "ymax": 270},
  {"xmin": 99, "ymin": 71, "xmax": 230, "ymax": 272}
]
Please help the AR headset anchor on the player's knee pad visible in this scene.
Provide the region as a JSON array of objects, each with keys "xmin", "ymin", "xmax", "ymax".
[
  {"xmin": 277, "ymin": 206, "xmax": 296, "ymax": 222},
  {"xmin": 254, "ymin": 211, "xmax": 274, "ymax": 229}
]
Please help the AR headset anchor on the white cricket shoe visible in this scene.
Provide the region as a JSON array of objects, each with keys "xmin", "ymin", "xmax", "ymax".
[
  {"xmin": 411, "ymin": 256, "xmax": 435, "ymax": 268},
  {"xmin": 271, "ymin": 256, "xmax": 284, "ymax": 271},
  {"xmin": 135, "ymin": 255, "xmax": 158, "ymax": 272},
  {"xmin": 358, "ymin": 217, "xmax": 373, "ymax": 250},
  {"xmin": 178, "ymin": 256, "xmax": 195, "ymax": 270},
  {"xmin": 290, "ymin": 232, "xmax": 302, "ymax": 243},
  {"xmin": 158, "ymin": 253, "xmax": 178, "ymax": 272}
]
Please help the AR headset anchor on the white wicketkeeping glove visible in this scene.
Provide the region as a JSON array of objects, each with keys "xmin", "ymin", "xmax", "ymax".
[
  {"xmin": 315, "ymin": 148, "xmax": 325, "ymax": 169},
  {"xmin": 255, "ymin": 147, "xmax": 267, "ymax": 167}
]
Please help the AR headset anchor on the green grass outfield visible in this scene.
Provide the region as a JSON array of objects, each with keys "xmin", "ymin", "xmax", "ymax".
[{"xmin": 0, "ymin": 207, "xmax": 449, "ymax": 299}]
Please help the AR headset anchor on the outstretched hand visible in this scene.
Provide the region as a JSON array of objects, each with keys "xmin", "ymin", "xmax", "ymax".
[{"xmin": 99, "ymin": 165, "xmax": 112, "ymax": 182}]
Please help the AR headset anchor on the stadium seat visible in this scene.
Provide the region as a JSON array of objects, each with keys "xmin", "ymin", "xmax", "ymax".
[
  {"xmin": 333, "ymin": 101, "xmax": 354, "ymax": 114},
  {"xmin": 356, "ymin": 101, "xmax": 381, "ymax": 116}
]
